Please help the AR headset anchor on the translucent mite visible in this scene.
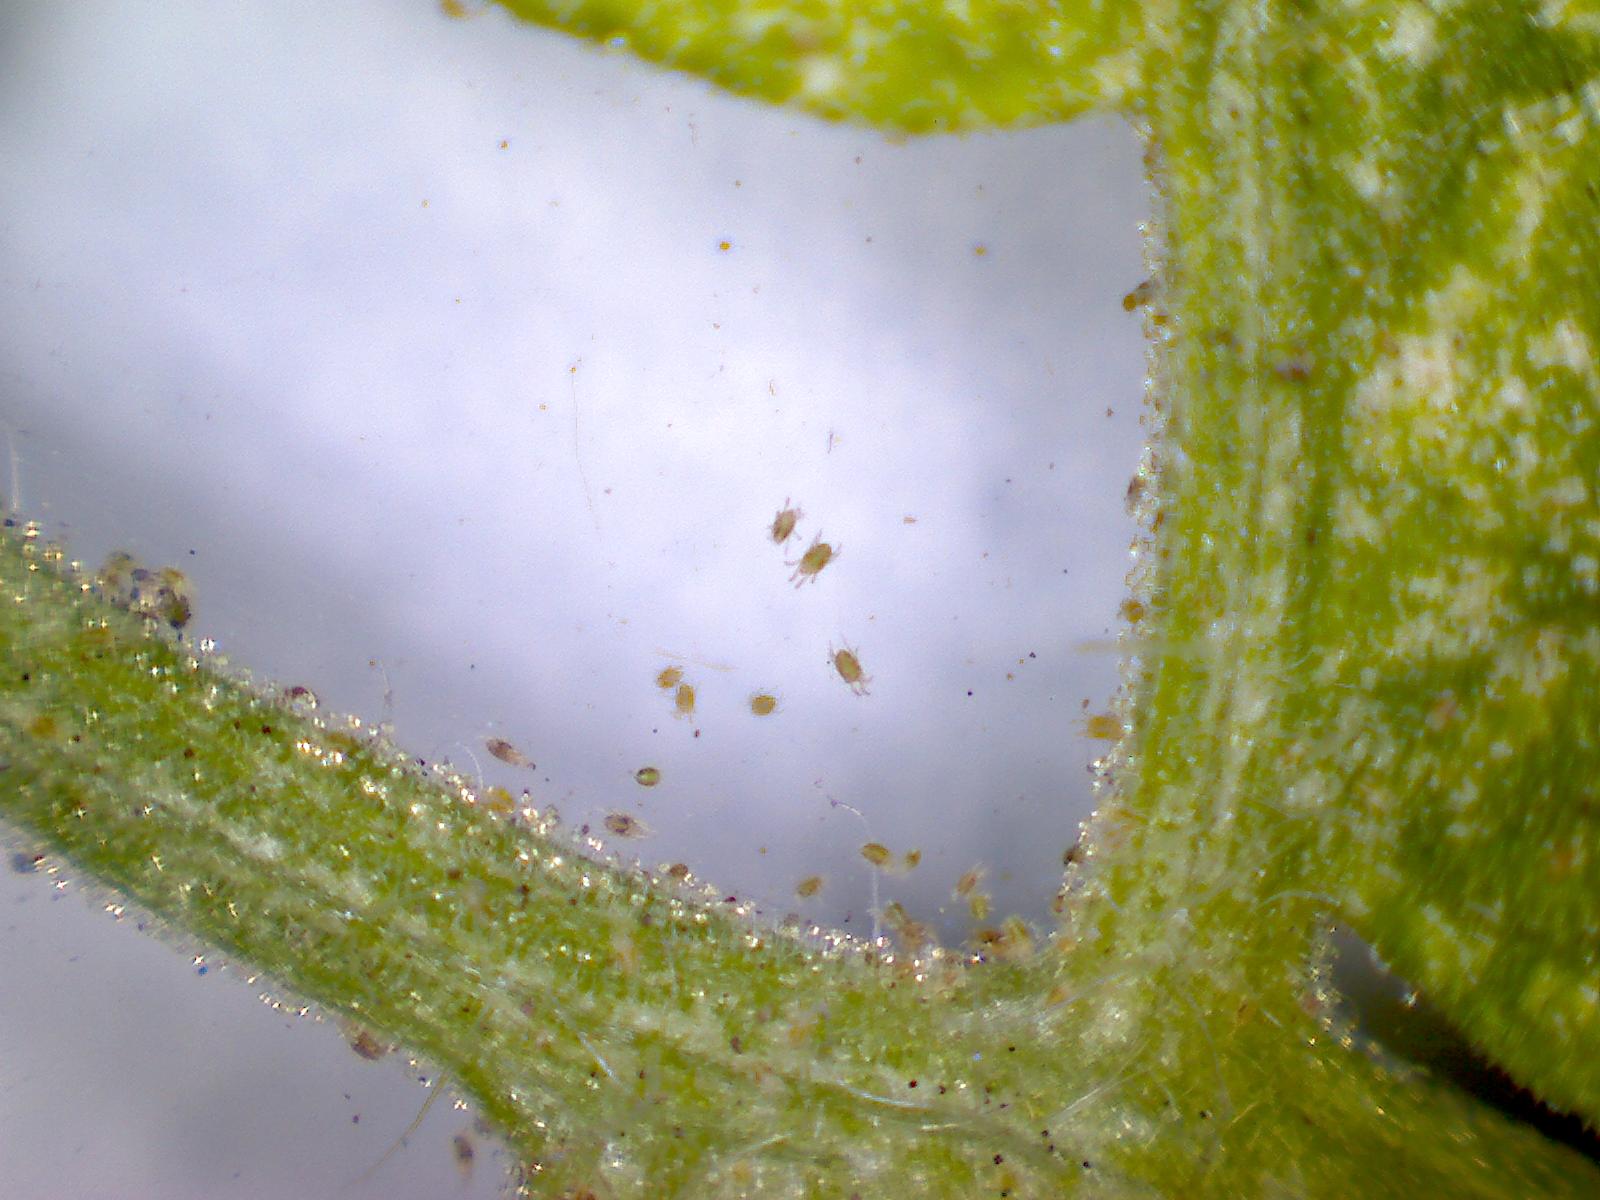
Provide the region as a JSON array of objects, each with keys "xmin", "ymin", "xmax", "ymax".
[
  {"xmin": 882, "ymin": 901, "xmax": 932, "ymax": 951},
  {"xmin": 789, "ymin": 534, "xmax": 839, "ymax": 586},
  {"xmin": 343, "ymin": 1025, "xmax": 394, "ymax": 1061},
  {"xmin": 98, "ymin": 551, "xmax": 193, "ymax": 629},
  {"xmin": 1082, "ymin": 712, "xmax": 1122, "ymax": 740},
  {"xmin": 604, "ymin": 812, "xmax": 648, "ymax": 838},
  {"xmin": 972, "ymin": 916, "xmax": 1036, "ymax": 963},
  {"xmin": 485, "ymin": 737, "xmax": 533, "ymax": 768},
  {"xmin": 831, "ymin": 643, "xmax": 871, "ymax": 696},
  {"xmin": 768, "ymin": 498, "xmax": 803, "ymax": 545},
  {"xmin": 452, "ymin": 1132, "xmax": 476, "ymax": 1178}
]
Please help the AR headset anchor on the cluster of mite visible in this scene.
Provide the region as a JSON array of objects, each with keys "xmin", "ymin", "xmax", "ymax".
[
  {"xmin": 544, "ymin": 498, "xmax": 868, "ymax": 847},
  {"xmin": 86, "ymin": 506, "xmax": 1052, "ymax": 961},
  {"xmin": 61, "ymin": 503, "xmax": 1080, "ymax": 1187},
  {"xmin": 476, "ymin": 498, "xmax": 1017, "ymax": 946},
  {"xmin": 626, "ymin": 500, "xmax": 1019, "ymax": 943}
]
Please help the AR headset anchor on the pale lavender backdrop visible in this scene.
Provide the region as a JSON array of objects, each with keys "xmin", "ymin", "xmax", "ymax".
[{"xmin": 0, "ymin": 2, "xmax": 1148, "ymax": 1196}]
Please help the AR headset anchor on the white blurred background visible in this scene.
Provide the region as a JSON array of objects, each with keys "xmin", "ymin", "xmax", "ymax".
[{"xmin": 0, "ymin": 1, "xmax": 1147, "ymax": 1195}]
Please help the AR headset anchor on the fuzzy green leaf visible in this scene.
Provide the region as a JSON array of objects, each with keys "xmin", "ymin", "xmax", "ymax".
[
  {"xmin": 487, "ymin": 0, "xmax": 1144, "ymax": 130},
  {"xmin": 1106, "ymin": 0, "xmax": 1600, "ymax": 1129}
]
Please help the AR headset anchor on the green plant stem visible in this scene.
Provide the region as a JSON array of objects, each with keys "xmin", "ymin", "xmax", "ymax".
[{"xmin": 0, "ymin": 527, "xmax": 1122, "ymax": 1195}]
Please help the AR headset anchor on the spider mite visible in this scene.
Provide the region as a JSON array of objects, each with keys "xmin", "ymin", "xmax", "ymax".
[
  {"xmin": 789, "ymin": 534, "xmax": 839, "ymax": 586},
  {"xmin": 452, "ymin": 1132, "xmax": 476, "ymax": 1179},
  {"xmin": 831, "ymin": 643, "xmax": 871, "ymax": 696},
  {"xmin": 604, "ymin": 812, "xmax": 649, "ymax": 838},
  {"xmin": 748, "ymin": 692, "xmax": 779, "ymax": 716},
  {"xmin": 98, "ymin": 552, "xmax": 193, "ymax": 629},
  {"xmin": 860, "ymin": 842, "xmax": 892, "ymax": 867},
  {"xmin": 655, "ymin": 665, "xmax": 684, "ymax": 690},
  {"xmin": 1082, "ymin": 712, "xmax": 1122, "ymax": 740},
  {"xmin": 674, "ymin": 682, "xmax": 696, "ymax": 719},
  {"xmin": 769, "ymin": 498, "xmax": 803, "ymax": 546},
  {"xmin": 343, "ymin": 1024, "xmax": 394, "ymax": 1062},
  {"xmin": 954, "ymin": 864, "xmax": 986, "ymax": 898},
  {"xmin": 881, "ymin": 901, "xmax": 932, "ymax": 951},
  {"xmin": 485, "ymin": 737, "xmax": 534, "ymax": 769}
]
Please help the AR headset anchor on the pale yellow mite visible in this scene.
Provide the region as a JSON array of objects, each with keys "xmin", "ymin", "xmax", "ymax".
[
  {"xmin": 789, "ymin": 533, "xmax": 839, "ymax": 586},
  {"xmin": 860, "ymin": 842, "xmax": 891, "ymax": 867},
  {"xmin": 634, "ymin": 766, "xmax": 661, "ymax": 787},
  {"xmin": 795, "ymin": 875, "xmax": 824, "ymax": 898},
  {"xmin": 769, "ymin": 498, "xmax": 803, "ymax": 545},
  {"xmin": 973, "ymin": 915, "xmax": 1035, "ymax": 962},
  {"xmin": 655, "ymin": 665, "xmax": 684, "ymax": 690},
  {"xmin": 881, "ymin": 901, "xmax": 932, "ymax": 950},
  {"xmin": 1082, "ymin": 711, "xmax": 1122, "ymax": 740},
  {"xmin": 749, "ymin": 692, "xmax": 779, "ymax": 716},
  {"xmin": 675, "ymin": 683, "xmax": 696, "ymax": 718},
  {"xmin": 831, "ymin": 643, "xmax": 870, "ymax": 696}
]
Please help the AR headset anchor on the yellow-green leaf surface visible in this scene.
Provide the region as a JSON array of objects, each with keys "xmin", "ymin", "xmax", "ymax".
[
  {"xmin": 4, "ymin": 0, "xmax": 1600, "ymax": 1195},
  {"xmin": 489, "ymin": 0, "xmax": 1144, "ymax": 130},
  {"xmin": 1110, "ymin": 0, "xmax": 1600, "ymax": 1128}
]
